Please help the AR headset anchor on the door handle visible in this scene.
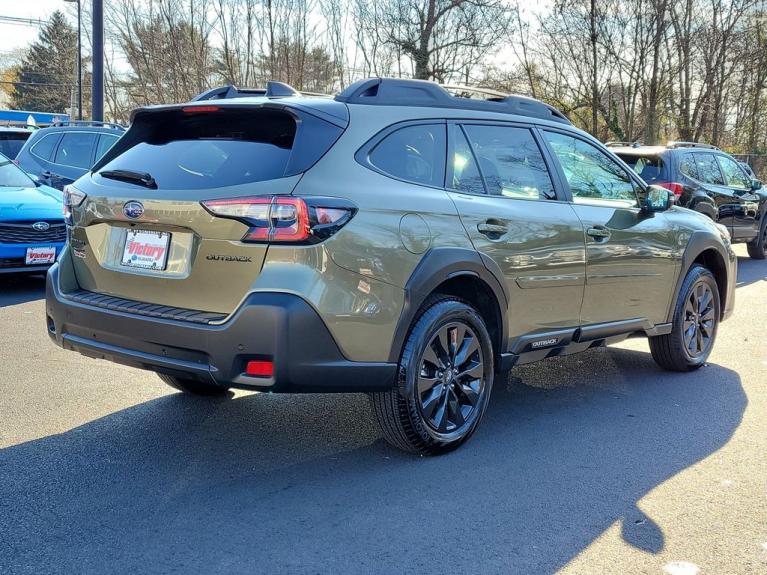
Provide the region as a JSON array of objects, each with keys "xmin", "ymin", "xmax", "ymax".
[
  {"xmin": 586, "ymin": 226, "xmax": 611, "ymax": 240},
  {"xmin": 477, "ymin": 222, "xmax": 508, "ymax": 236},
  {"xmin": 41, "ymin": 170, "xmax": 53, "ymax": 178}
]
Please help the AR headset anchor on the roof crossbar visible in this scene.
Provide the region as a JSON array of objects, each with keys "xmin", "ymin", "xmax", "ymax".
[{"xmin": 666, "ymin": 141, "xmax": 719, "ymax": 150}]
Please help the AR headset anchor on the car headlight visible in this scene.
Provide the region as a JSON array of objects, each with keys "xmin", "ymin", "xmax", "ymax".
[{"xmin": 714, "ymin": 222, "xmax": 730, "ymax": 243}]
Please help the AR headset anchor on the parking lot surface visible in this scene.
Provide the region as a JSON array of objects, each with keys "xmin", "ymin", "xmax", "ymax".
[{"xmin": 1, "ymin": 245, "xmax": 766, "ymax": 574}]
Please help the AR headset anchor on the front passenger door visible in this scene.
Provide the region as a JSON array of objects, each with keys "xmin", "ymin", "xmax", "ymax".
[
  {"xmin": 541, "ymin": 130, "xmax": 678, "ymax": 327},
  {"xmin": 715, "ymin": 154, "xmax": 761, "ymax": 241}
]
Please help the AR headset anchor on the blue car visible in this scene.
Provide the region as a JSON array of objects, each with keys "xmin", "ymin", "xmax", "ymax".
[{"xmin": 0, "ymin": 152, "xmax": 65, "ymax": 274}]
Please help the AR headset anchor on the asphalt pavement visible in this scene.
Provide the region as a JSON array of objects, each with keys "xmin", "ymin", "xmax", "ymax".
[{"xmin": 1, "ymin": 245, "xmax": 765, "ymax": 574}]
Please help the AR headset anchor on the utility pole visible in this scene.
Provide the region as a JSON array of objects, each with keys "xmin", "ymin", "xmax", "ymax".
[
  {"xmin": 92, "ymin": 0, "xmax": 104, "ymax": 121},
  {"xmin": 63, "ymin": 0, "xmax": 82, "ymax": 120}
]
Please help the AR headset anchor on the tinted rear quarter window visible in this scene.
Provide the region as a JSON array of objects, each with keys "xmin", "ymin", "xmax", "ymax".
[
  {"xmin": 30, "ymin": 133, "xmax": 61, "ymax": 161},
  {"xmin": 617, "ymin": 154, "xmax": 664, "ymax": 184},
  {"xmin": 95, "ymin": 134, "xmax": 119, "ymax": 162},
  {"xmin": 368, "ymin": 124, "xmax": 446, "ymax": 187}
]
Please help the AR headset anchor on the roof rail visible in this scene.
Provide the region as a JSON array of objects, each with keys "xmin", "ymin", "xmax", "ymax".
[
  {"xmin": 666, "ymin": 141, "xmax": 719, "ymax": 150},
  {"xmin": 334, "ymin": 78, "xmax": 571, "ymax": 124},
  {"xmin": 605, "ymin": 140, "xmax": 643, "ymax": 148},
  {"xmin": 50, "ymin": 120, "xmax": 126, "ymax": 130},
  {"xmin": 191, "ymin": 82, "xmax": 332, "ymax": 101}
]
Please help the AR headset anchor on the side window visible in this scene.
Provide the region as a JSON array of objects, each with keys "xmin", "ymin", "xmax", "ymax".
[
  {"xmin": 448, "ymin": 125, "xmax": 485, "ymax": 195},
  {"xmin": 368, "ymin": 124, "xmax": 446, "ymax": 187},
  {"xmin": 95, "ymin": 134, "xmax": 119, "ymax": 162},
  {"xmin": 462, "ymin": 124, "xmax": 555, "ymax": 200},
  {"xmin": 54, "ymin": 133, "xmax": 97, "ymax": 169},
  {"xmin": 30, "ymin": 134, "xmax": 61, "ymax": 161},
  {"xmin": 693, "ymin": 153, "xmax": 725, "ymax": 185},
  {"xmin": 679, "ymin": 154, "xmax": 698, "ymax": 179},
  {"xmin": 543, "ymin": 131, "xmax": 637, "ymax": 205},
  {"xmin": 716, "ymin": 155, "xmax": 751, "ymax": 190}
]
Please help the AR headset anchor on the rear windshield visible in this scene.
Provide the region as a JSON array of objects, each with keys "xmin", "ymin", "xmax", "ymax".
[
  {"xmin": 617, "ymin": 154, "xmax": 664, "ymax": 183},
  {"xmin": 97, "ymin": 107, "xmax": 343, "ymax": 190},
  {"xmin": 0, "ymin": 132, "xmax": 30, "ymax": 159}
]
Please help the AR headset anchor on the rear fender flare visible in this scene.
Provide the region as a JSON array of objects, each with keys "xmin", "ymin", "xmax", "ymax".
[{"xmin": 387, "ymin": 247, "xmax": 509, "ymax": 362}]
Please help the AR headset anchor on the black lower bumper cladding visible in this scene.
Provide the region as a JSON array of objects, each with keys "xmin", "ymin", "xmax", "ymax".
[{"xmin": 45, "ymin": 264, "xmax": 396, "ymax": 392}]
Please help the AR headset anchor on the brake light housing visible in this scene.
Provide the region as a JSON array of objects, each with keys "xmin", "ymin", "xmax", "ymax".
[
  {"xmin": 201, "ymin": 196, "xmax": 356, "ymax": 244},
  {"xmin": 657, "ymin": 182, "xmax": 684, "ymax": 197},
  {"xmin": 62, "ymin": 185, "xmax": 87, "ymax": 225}
]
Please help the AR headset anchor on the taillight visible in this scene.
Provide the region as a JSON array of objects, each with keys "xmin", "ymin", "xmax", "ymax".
[
  {"xmin": 62, "ymin": 184, "xmax": 87, "ymax": 225},
  {"xmin": 201, "ymin": 196, "xmax": 356, "ymax": 244},
  {"xmin": 658, "ymin": 182, "xmax": 684, "ymax": 197}
]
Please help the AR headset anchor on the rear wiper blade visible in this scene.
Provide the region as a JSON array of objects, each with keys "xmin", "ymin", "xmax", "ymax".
[{"xmin": 99, "ymin": 169, "xmax": 158, "ymax": 189}]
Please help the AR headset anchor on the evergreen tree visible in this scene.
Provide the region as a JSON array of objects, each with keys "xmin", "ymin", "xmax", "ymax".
[{"xmin": 10, "ymin": 11, "xmax": 77, "ymax": 113}]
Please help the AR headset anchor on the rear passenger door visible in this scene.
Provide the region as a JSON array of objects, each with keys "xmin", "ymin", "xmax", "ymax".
[
  {"xmin": 445, "ymin": 122, "xmax": 586, "ymax": 343},
  {"xmin": 540, "ymin": 130, "xmax": 678, "ymax": 327},
  {"xmin": 50, "ymin": 132, "xmax": 98, "ymax": 189}
]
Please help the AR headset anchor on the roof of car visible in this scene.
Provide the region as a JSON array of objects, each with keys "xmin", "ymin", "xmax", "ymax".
[{"xmin": 0, "ymin": 126, "xmax": 32, "ymax": 134}]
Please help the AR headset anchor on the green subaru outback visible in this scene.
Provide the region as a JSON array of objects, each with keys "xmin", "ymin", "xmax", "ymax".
[{"xmin": 47, "ymin": 78, "xmax": 736, "ymax": 454}]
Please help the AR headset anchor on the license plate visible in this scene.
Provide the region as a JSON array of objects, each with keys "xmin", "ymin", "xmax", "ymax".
[
  {"xmin": 121, "ymin": 229, "xmax": 171, "ymax": 270},
  {"xmin": 26, "ymin": 246, "xmax": 56, "ymax": 265}
]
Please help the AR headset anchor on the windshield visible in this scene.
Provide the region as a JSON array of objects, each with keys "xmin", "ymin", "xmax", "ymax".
[{"xmin": 0, "ymin": 156, "xmax": 35, "ymax": 188}]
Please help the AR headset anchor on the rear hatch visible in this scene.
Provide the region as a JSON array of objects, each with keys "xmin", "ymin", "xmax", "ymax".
[{"xmin": 67, "ymin": 101, "xmax": 346, "ymax": 314}]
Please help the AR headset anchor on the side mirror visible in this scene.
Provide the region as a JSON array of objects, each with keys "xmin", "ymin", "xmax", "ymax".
[
  {"xmin": 642, "ymin": 185, "xmax": 673, "ymax": 213},
  {"xmin": 751, "ymin": 179, "xmax": 762, "ymax": 191}
]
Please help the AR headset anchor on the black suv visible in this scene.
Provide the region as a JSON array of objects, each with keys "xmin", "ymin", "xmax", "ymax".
[{"xmin": 610, "ymin": 142, "xmax": 767, "ymax": 258}]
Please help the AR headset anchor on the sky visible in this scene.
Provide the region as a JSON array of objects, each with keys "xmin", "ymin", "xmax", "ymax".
[{"xmin": 0, "ymin": 1, "xmax": 68, "ymax": 56}]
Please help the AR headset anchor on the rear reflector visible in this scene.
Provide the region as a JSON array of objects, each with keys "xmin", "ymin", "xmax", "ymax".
[{"xmin": 246, "ymin": 360, "xmax": 274, "ymax": 377}]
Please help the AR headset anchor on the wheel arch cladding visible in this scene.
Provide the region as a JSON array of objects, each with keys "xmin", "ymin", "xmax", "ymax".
[
  {"xmin": 669, "ymin": 233, "xmax": 729, "ymax": 323},
  {"xmin": 387, "ymin": 247, "xmax": 508, "ymax": 363}
]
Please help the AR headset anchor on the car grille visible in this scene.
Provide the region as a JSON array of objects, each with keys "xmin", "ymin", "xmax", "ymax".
[
  {"xmin": 0, "ymin": 221, "xmax": 66, "ymax": 244},
  {"xmin": 65, "ymin": 290, "xmax": 229, "ymax": 325},
  {"xmin": 0, "ymin": 257, "xmax": 25, "ymax": 268}
]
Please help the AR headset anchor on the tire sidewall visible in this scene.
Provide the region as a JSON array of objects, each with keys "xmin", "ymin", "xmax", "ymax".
[
  {"xmin": 400, "ymin": 300, "xmax": 494, "ymax": 450},
  {"xmin": 676, "ymin": 267, "xmax": 720, "ymax": 367}
]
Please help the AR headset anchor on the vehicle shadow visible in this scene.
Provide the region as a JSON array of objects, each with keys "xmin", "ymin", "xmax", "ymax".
[
  {"xmin": 736, "ymin": 255, "xmax": 766, "ymax": 289},
  {"xmin": 0, "ymin": 273, "xmax": 46, "ymax": 307},
  {"xmin": 0, "ymin": 348, "xmax": 745, "ymax": 574}
]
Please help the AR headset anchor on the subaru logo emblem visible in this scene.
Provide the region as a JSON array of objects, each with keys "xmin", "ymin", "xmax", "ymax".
[
  {"xmin": 123, "ymin": 201, "xmax": 144, "ymax": 219},
  {"xmin": 32, "ymin": 221, "xmax": 50, "ymax": 231}
]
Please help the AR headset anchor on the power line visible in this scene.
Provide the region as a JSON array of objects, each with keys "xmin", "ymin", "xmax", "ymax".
[{"xmin": 0, "ymin": 15, "xmax": 50, "ymax": 27}]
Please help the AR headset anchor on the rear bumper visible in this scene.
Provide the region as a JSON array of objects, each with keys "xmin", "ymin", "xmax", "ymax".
[{"xmin": 45, "ymin": 263, "xmax": 396, "ymax": 392}]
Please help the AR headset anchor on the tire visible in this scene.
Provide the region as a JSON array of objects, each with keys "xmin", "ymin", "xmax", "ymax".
[
  {"xmin": 370, "ymin": 296, "xmax": 495, "ymax": 455},
  {"xmin": 649, "ymin": 264, "xmax": 720, "ymax": 372},
  {"xmin": 157, "ymin": 373, "xmax": 230, "ymax": 396},
  {"xmin": 746, "ymin": 216, "xmax": 767, "ymax": 260}
]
